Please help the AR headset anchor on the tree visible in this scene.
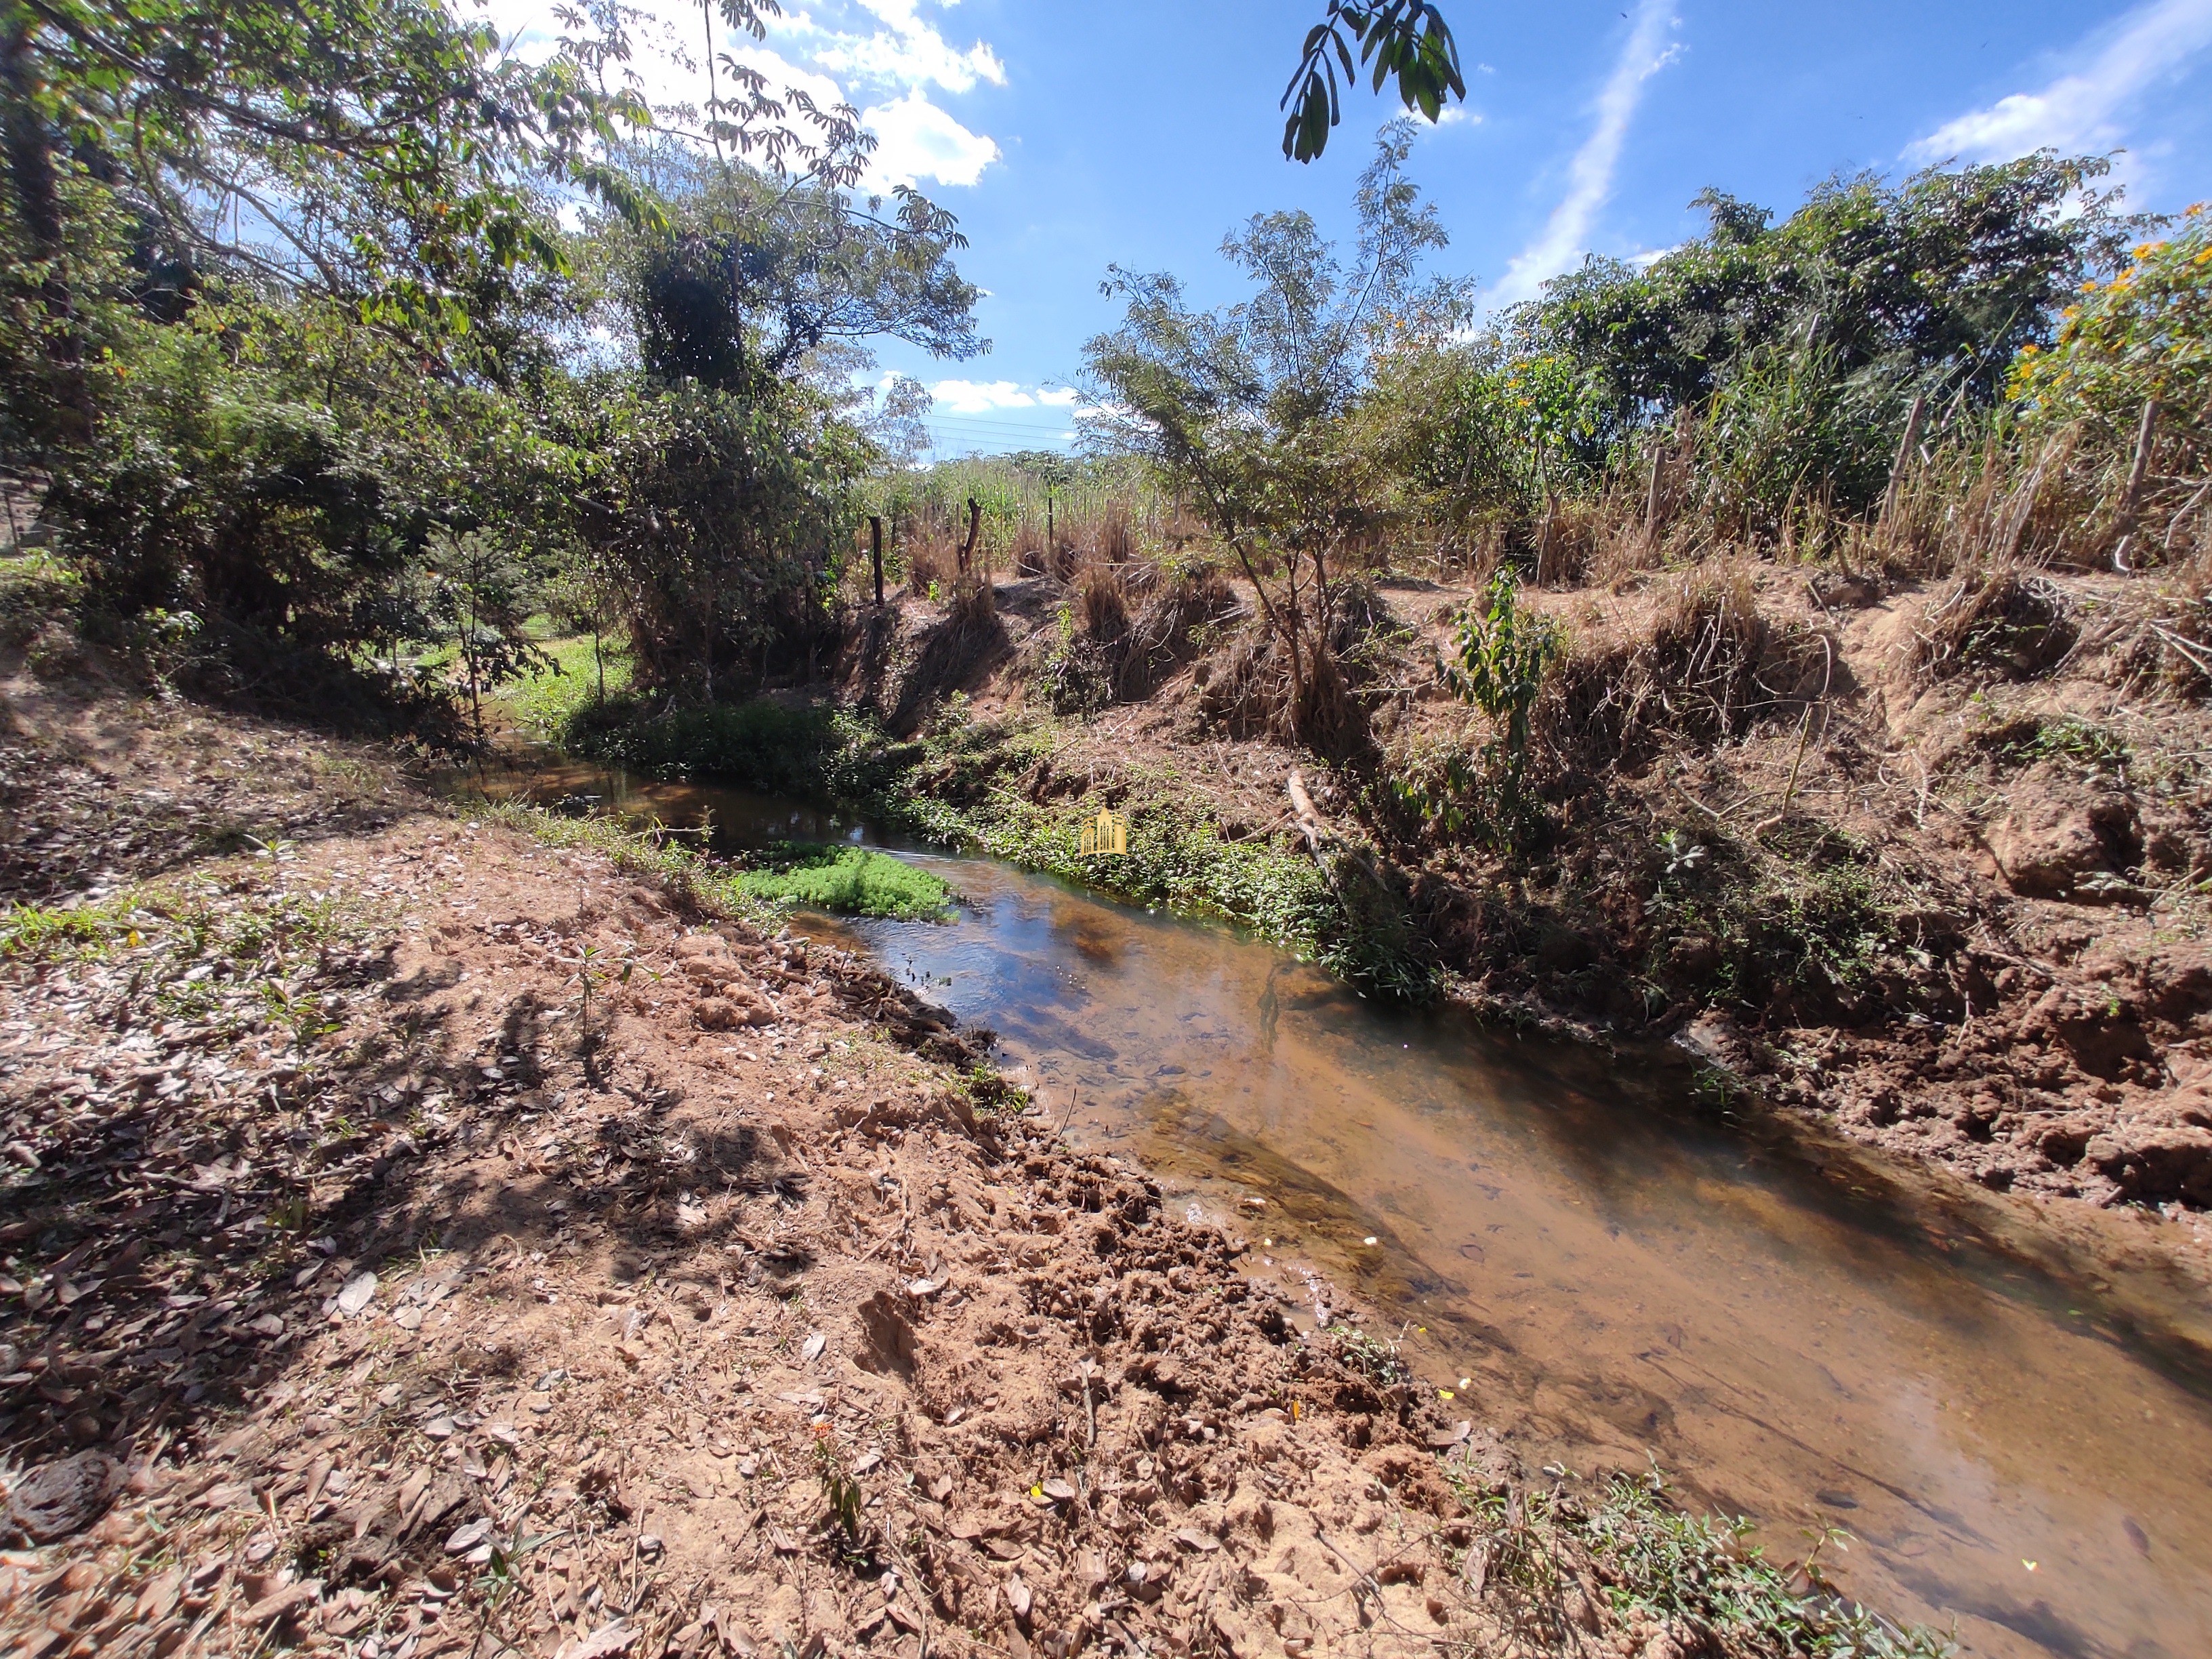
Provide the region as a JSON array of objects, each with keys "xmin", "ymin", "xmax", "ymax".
[
  {"xmin": 1281, "ymin": 2, "xmax": 1467, "ymax": 161},
  {"xmin": 0, "ymin": 0, "xmax": 654, "ymax": 351},
  {"xmin": 596, "ymin": 141, "xmax": 982, "ymax": 398},
  {"xmin": 1084, "ymin": 122, "xmax": 1467, "ymax": 741},
  {"xmin": 418, "ymin": 527, "xmax": 553, "ymax": 739},
  {"xmin": 1513, "ymin": 157, "xmax": 2141, "ymax": 413}
]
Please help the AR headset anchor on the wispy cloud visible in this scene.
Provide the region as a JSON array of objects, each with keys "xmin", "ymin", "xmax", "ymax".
[
  {"xmin": 1490, "ymin": 0, "xmax": 1680, "ymax": 307},
  {"xmin": 1907, "ymin": 0, "xmax": 2212, "ymax": 168}
]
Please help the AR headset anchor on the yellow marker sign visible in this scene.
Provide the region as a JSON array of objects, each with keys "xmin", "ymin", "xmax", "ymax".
[{"xmin": 1080, "ymin": 808, "xmax": 1128, "ymax": 857}]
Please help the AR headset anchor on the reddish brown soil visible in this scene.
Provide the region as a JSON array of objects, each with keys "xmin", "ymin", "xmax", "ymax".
[{"xmin": 0, "ymin": 683, "xmax": 1755, "ymax": 1659}]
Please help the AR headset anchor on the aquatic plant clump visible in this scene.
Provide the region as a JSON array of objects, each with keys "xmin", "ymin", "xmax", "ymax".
[{"xmin": 737, "ymin": 842, "xmax": 953, "ymax": 919}]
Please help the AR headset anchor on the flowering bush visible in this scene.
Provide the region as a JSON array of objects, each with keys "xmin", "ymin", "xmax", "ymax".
[{"xmin": 2011, "ymin": 203, "xmax": 2212, "ymax": 469}]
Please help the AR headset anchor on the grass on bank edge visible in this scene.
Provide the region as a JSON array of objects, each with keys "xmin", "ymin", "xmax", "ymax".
[
  {"xmin": 1495, "ymin": 1467, "xmax": 1956, "ymax": 1659},
  {"xmin": 470, "ymin": 800, "xmax": 951, "ymax": 924},
  {"xmin": 468, "ymin": 798, "xmax": 780, "ymax": 931}
]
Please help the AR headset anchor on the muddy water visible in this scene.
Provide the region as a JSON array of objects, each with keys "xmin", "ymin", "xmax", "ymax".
[{"xmin": 465, "ymin": 759, "xmax": 2212, "ymax": 1658}]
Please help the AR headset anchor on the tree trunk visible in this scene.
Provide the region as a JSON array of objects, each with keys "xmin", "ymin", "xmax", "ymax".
[
  {"xmin": 869, "ymin": 514, "xmax": 884, "ymax": 605},
  {"xmin": 1, "ymin": 6, "xmax": 87, "ymax": 443},
  {"xmin": 0, "ymin": 8, "xmax": 61, "ymax": 251},
  {"xmin": 960, "ymin": 497, "xmax": 980, "ymax": 574}
]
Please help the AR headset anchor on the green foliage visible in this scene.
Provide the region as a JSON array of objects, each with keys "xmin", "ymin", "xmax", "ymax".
[
  {"xmin": 1336, "ymin": 152, "xmax": 2146, "ymax": 546},
  {"xmin": 1448, "ymin": 567, "xmax": 1562, "ymax": 821},
  {"xmin": 2011, "ymin": 203, "xmax": 2212, "ymax": 469},
  {"xmin": 0, "ymin": 0, "xmax": 982, "ymax": 730},
  {"xmin": 1324, "ymin": 1322, "xmax": 1412, "ymax": 1386},
  {"xmin": 1647, "ymin": 821, "xmax": 1914, "ymax": 1016},
  {"xmin": 1515, "ymin": 155, "xmax": 2138, "ymax": 426},
  {"xmin": 1280, "ymin": 3, "xmax": 1466, "ymax": 162},
  {"xmin": 1572, "ymin": 1471, "xmax": 1953, "ymax": 1658},
  {"xmin": 0, "ymin": 897, "xmax": 134, "ymax": 959},
  {"xmin": 736, "ymin": 844, "xmax": 951, "ymax": 920},
  {"xmin": 565, "ymin": 696, "xmax": 902, "ymax": 802},
  {"xmin": 1988, "ymin": 713, "xmax": 2133, "ymax": 777}
]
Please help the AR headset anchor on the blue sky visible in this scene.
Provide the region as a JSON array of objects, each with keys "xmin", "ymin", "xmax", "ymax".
[{"xmin": 485, "ymin": 1, "xmax": 2212, "ymax": 454}]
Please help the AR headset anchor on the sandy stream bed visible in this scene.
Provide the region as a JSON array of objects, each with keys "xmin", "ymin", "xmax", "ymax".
[{"xmin": 0, "ymin": 693, "xmax": 1826, "ymax": 1659}]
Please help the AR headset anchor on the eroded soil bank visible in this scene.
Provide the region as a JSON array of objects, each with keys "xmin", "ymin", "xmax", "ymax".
[
  {"xmin": 0, "ymin": 684, "xmax": 1943, "ymax": 1659},
  {"xmin": 579, "ymin": 560, "xmax": 2212, "ymax": 1275}
]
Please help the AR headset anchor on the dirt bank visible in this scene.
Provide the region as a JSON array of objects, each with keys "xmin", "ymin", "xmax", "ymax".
[
  {"xmin": 689, "ymin": 556, "xmax": 2212, "ymax": 1255},
  {"xmin": 0, "ymin": 680, "xmax": 1939, "ymax": 1658}
]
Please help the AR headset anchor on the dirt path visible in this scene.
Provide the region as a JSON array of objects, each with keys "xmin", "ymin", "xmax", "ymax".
[{"xmin": 0, "ymin": 686, "xmax": 1911, "ymax": 1659}]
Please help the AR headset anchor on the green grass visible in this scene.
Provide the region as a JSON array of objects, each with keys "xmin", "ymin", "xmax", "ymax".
[
  {"xmin": 1571, "ymin": 1471, "xmax": 1952, "ymax": 1658},
  {"xmin": 735, "ymin": 844, "xmax": 953, "ymax": 920},
  {"xmin": 470, "ymin": 798, "xmax": 779, "ymax": 930},
  {"xmin": 0, "ymin": 897, "xmax": 139, "ymax": 959},
  {"xmin": 491, "ymin": 631, "xmax": 632, "ymax": 741},
  {"xmin": 1442, "ymin": 1465, "xmax": 1953, "ymax": 1659}
]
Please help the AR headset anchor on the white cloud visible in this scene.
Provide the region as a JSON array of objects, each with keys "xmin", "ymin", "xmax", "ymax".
[
  {"xmin": 1906, "ymin": 0, "xmax": 2212, "ymax": 166},
  {"xmin": 1490, "ymin": 0, "xmax": 1680, "ymax": 307},
  {"xmin": 1433, "ymin": 105, "xmax": 1482, "ymax": 128},
  {"xmin": 1034, "ymin": 387, "xmax": 1080, "ymax": 407},
  {"xmin": 863, "ymin": 89, "xmax": 1000, "ymax": 188},
  {"xmin": 928, "ymin": 379, "xmax": 1046, "ymax": 413},
  {"xmin": 793, "ymin": 0, "xmax": 1007, "ymax": 95}
]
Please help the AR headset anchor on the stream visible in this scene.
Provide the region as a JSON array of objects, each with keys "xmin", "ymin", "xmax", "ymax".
[{"xmin": 459, "ymin": 756, "xmax": 2212, "ymax": 1658}]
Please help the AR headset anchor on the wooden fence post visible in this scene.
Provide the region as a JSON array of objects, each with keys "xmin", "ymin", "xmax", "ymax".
[
  {"xmin": 1881, "ymin": 392, "xmax": 1929, "ymax": 527},
  {"xmin": 2112, "ymin": 397, "xmax": 2163, "ymax": 571},
  {"xmin": 869, "ymin": 514, "xmax": 884, "ymax": 605}
]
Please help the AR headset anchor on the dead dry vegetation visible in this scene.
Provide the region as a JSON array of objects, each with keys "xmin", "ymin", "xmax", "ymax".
[{"xmin": 0, "ymin": 678, "xmax": 1940, "ymax": 1659}]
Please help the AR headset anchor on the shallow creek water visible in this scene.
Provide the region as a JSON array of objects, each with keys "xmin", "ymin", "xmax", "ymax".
[{"xmin": 463, "ymin": 758, "xmax": 2212, "ymax": 1658}]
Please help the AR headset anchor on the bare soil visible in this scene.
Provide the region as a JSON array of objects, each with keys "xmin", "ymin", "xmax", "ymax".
[{"xmin": 0, "ymin": 677, "xmax": 1820, "ymax": 1659}]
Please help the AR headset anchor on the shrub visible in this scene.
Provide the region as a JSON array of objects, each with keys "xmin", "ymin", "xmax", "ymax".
[{"xmin": 1448, "ymin": 567, "xmax": 1563, "ymax": 817}]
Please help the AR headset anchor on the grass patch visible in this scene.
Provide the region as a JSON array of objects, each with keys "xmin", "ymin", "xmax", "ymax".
[
  {"xmin": 491, "ymin": 632, "xmax": 633, "ymax": 741},
  {"xmin": 1979, "ymin": 712, "xmax": 2132, "ymax": 779},
  {"xmin": 736, "ymin": 844, "xmax": 952, "ymax": 920},
  {"xmin": 0, "ymin": 897, "xmax": 137, "ymax": 960},
  {"xmin": 1445, "ymin": 1465, "xmax": 1952, "ymax": 1659}
]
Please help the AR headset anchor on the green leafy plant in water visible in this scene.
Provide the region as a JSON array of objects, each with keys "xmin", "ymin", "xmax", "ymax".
[
  {"xmin": 737, "ymin": 844, "xmax": 952, "ymax": 920},
  {"xmin": 1448, "ymin": 567, "xmax": 1563, "ymax": 834}
]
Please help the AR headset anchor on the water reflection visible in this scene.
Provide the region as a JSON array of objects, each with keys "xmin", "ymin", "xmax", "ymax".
[{"xmin": 453, "ymin": 758, "xmax": 2212, "ymax": 1658}]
